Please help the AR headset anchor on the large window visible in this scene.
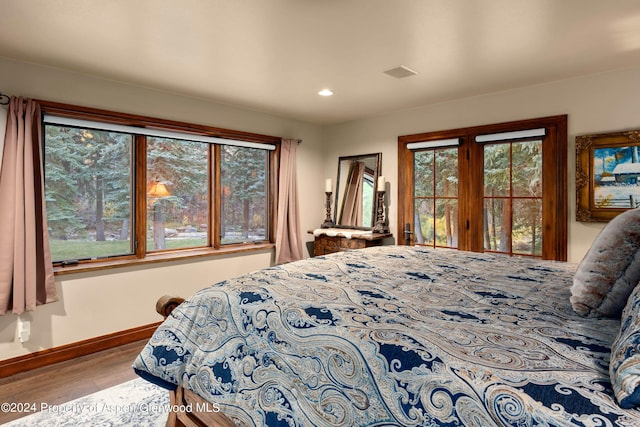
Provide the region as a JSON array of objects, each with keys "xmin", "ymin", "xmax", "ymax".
[
  {"xmin": 42, "ymin": 102, "xmax": 279, "ymax": 267},
  {"xmin": 398, "ymin": 116, "xmax": 567, "ymax": 261}
]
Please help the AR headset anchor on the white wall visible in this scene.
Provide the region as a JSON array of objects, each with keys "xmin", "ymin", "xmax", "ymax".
[
  {"xmin": 324, "ymin": 66, "xmax": 640, "ymax": 264},
  {"xmin": 0, "ymin": 57, "xmax": 325, "ymax": 360}
]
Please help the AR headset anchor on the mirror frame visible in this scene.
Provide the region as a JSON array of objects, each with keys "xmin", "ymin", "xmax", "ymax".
[{"xmin": 333, "ymin": 153, "xmax": 382, "ymax": 230}]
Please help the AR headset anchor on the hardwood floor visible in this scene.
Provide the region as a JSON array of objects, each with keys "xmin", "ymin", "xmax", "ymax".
[{"xmin": 0, "ymin": 339, "xmax": 147, "ymax": 425}]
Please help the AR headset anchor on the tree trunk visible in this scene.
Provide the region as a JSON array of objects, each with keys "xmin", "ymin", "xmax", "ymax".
[
  {"xmin": 444, "ymin": 180, "xmax": 452, "ymax": 246},
  {"xmin": 414, "ymin": 211, "xmax": 425, "ymax": 244},
  {"xmin": 120, "ymin": 218, "xmax": 129, "ymax": 240},
  {"xmin": 531, "ymin": 213, "xmax": 537, "ymax": 256},
  {"xmin": 220, "ymin": 191, "xmax": 226, "ymax": 240},
  {"xmin": 243, "ymin": 199, "xmax": 250, "ymax": 239},
  {"xmin": 490, "ymin": 197, "xmax": 498, "ymax": 250},
  {"xmin": 445, "ymin": 202, "xmax": 452, "ymax": 246},
  {"xmin": 483, "ymin": 206, "xmax": 491, "ymax": 250},
  {"xmin": 498, "ymin": 200, "xmax": 512, "ymax": 252},
  {"xmin": 95, "ymin": 177, "xmax": 105, "ymax": 241},
  {"xmin": 153, "ymin": 204, "xmax": 166, "ymax": 250},
  {"xmin": 452, "ymin": 204, "xmax": 459, "ymax": 247}
]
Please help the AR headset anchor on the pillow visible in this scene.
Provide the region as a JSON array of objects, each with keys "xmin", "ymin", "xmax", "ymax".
[
  {"xmin": 570, "ymin": 208, "xmax": 640, "ymax": 317},
  {"xmin": 610, "ymin": 281, "xmax": 640, "ymax": 408}
]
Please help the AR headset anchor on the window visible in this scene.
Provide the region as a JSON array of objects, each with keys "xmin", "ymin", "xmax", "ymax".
[
  {"xmin": 398, "ymin": 116, "xmax": 567, "ymax": 261},
  {"xmin": 41, "ymin": 102, "xmax": 279, "ymax": 267},
  {"xmin": 146, "ymin": 137, "xmax": 209, "ymax": 251},
  {"xmin": 44, "ymin": 126, "xmax": 134, "ymax": 260},
  {"xmin": 220, "ymin": 145, "xmax": 269, "ymax": 244}
]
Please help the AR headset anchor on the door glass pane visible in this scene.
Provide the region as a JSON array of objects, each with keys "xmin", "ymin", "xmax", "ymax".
[
  {"xmin": 435, "ymin": 149, "xmax": 458, "ymax": 197},
  {"xmin": 44, "ymin": 125, "xmax": 133, "ymax": 261},
  {"xmin": 435, "ymin": 199, "xmax": 458, "ymax": 247},
  {"xmin": 512, "ymin": 140, "xmax": 542, "ymax": 197},
  {"xmin": 413, "ymin": 147, "xmax": 458, "ymax": 248},
  {"xmin": 414, "ymin": 199, "xmax": 434, "ymax": 245},
  {"xmin": 414, "ymin": 151, "xmax": 434, "ymax": 197},
  {"xmin": 483, "ymin": 140, "xmax": 542, "ymax": 257},
  {"xmin": 483, "ymin": 198, "xmax": 510, "ymax": 252},
  {"xmin": 512, "ymin": 199, "xmax": 542, "ymax": 256},
  {"xmin": 146, "ymin": 137, "xmax": 209, "ymax": 251},
  {"xmin": 221, "ymin": 146, "xmax": 269, "ymax": 244},
  {"xmin": 484, "ymin": 143, "xmax": 510, "ymax": 197}
]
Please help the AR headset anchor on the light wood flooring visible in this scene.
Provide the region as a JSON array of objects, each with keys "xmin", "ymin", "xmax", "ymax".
[{"xmin": 0, "ymin": 339, "xmax": 147, "ymax": 425}]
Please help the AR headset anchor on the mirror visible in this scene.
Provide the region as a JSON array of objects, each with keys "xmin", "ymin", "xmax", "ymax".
[{"xmin": 334, "ymin": 153, "xmax": 382, "ymax": 229}]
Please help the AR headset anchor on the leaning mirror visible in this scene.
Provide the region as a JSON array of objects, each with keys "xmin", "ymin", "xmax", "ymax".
[{"xmin": 334, "ymin": 153, "xmax": 382, "ymax": 229}]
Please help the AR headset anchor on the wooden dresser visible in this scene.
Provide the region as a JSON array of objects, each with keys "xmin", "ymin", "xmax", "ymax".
[{"xmin": 310, "ymin": 229, "xmax": 392, "ymax": 256}]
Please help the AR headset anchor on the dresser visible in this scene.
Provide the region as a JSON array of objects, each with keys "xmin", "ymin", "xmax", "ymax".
[{"xmin": 309, "ymin": 228, "xmax": 392, "ymax": 256}]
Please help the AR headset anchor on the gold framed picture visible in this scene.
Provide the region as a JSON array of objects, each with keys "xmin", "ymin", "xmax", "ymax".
[{"xmin": 576, "ymin": 129, "xmax": 640, "ymax": 222}]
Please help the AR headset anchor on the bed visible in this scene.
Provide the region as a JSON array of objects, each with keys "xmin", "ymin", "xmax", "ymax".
[{"xmin": 133, "ymin": 231, "xmax": 640, "ymax": 426}]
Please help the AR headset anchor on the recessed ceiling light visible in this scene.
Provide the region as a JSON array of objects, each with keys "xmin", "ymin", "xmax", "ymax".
[{"xmin": 318, "ymin": 89, "xmax": 334, "ymax": 97}]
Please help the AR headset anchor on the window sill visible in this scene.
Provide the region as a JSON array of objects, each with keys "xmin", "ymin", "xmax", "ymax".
[{"xmin": 53, "ymin": 243, "xmax": 275, "ymax": 276}]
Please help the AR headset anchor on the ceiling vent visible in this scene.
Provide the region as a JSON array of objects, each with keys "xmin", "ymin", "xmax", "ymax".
[{"xmin": 384, "ymin": 65, "xmax": 418, "ymax": 79}]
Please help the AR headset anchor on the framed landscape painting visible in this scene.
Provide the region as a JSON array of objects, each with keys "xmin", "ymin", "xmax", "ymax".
[{"xmin": 576, "ymin": 129, "xmax": 640, "ymax": 222}]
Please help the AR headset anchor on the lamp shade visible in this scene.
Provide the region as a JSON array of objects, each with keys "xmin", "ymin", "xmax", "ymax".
[{"xmin": 147, "ymin": 181, "xmax": 170, "ymax": 198}]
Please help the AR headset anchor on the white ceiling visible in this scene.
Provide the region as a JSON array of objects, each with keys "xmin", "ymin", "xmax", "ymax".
[{"xmin": 2, "ymin": 0, "xmax": 640, "ymax": 125}]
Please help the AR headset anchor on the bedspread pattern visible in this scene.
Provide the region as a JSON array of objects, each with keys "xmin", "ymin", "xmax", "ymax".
[{"xmin": 134, "ymin": 246, "xmax": 640, "ymax": 426}]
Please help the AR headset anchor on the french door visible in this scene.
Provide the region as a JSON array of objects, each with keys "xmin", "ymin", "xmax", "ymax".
[{"xmin": 398, "ymin": 115, "xmax": 568, "ymax": 261}]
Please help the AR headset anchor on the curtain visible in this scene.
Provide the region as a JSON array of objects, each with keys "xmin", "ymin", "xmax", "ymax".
[
  {"xmin": 0, "ymin": 97, "xmax": 57, "ymax": 315},
  {"xmin": 339, "ymin": 161, "xmax": 365, "ymax": 226},
  {"xmin": 275, "ymin": 139, "xmax": 303, "ymax": 264}
]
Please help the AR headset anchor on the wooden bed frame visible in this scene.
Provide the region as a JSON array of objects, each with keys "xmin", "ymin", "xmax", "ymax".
[{"xmin": 155, "ymin": 295, "xmax": 237, "ymax": 427}]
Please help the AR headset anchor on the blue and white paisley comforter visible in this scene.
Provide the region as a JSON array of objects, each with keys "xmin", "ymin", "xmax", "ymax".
[{"xmin": 133, "ymin": 246, "xmax": 640, "ymax": 426}]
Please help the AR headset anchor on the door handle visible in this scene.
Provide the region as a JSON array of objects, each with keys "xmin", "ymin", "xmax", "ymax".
[{"xmin": 404, "ymin": 223, "xmax": 413, "ymax": 246}]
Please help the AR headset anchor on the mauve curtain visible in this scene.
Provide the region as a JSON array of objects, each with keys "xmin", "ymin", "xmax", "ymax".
[
  {"xmin": 275, "ymin": 139, "xmax": 303, "ymax": 264},
  {"xmin": 339, "ymin": 161, "xmax": 364, "ymax": 226},
  {"xmin": 0, "ymin": 97, "xmax": 57, "ymax": 315}
]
